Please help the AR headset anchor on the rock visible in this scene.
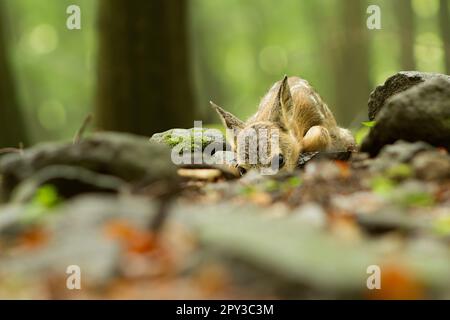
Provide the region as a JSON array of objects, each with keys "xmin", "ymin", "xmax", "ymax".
[
  {"xmin": 369, "ymin": 140, "xmax": 450, "ymax": 181},
  {"xmin": 331, "ymin": 192, "xmax": 386, "ymax": 215},
  {"xmin": 150, "ymin": 128, "xmax": 229, "ymax": 155},
  {"xmin": 0, "ymin": 204, "xmax": 23, "ymax": 235},
  {"xmin": 412, "ymin": 150, "xmax": 450, "ymax": 181},
  {"xmin": 361, "ymin": 78, "xmax": 450, "ymax": 156},
  {"xmin": 356, "ymin": 209, "xmax": 429, "ymax": 235},
  {"xmin": 0, "ymin": 195, "xmax": 158, "ymax": 286},
  {"xmin": 304, "ymin": 160, "xmax": 342, "ymax": 181},
  {"xmin": 289, "ymin": 203, "xmax": 327, "ymax": 228},
  {"xmin": 368, "ymin": 71, "xmax": 450, "ymax": 120},
  {"xmin": 0, "ymin": 132, "xmax": 178, "ymax": 201},
  {"xmin": 175, "ymin": 203, "xmax": 378, "ymax": 293},
  {"xmin": 370, "ymin": 140, "xmax": 433, "ymax": 173}
]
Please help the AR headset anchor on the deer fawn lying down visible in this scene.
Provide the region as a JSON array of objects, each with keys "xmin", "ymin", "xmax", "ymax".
[{"xmin": 211, "ymin": 76, "xmax": 356, "ymax": 175}]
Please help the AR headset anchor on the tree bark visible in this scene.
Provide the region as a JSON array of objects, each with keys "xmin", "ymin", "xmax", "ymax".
[
  {"xmin": 332, "ymin": 0, "xmax": 371, "ymax": 126},
  {"xmin": 439, "ymin": 0, "xmax": 450, "ymax": 74},
  {"xmin": 395, "ymin": 0, "xmax": 416, "ymax": 70},
  {"xmin": 0, "ymin": 3, "xmax": 27, "ymax": 148},
  {"xmin": 96, "ymin": 0, "xmax": 196, "ymax": 136}
]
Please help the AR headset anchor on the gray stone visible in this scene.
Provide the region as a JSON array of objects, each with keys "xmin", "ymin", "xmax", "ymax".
[
  {"xmin": 368, "ymin": 71, "xmax": 450, "ymax": 120},
  {"xmin": 361, "ymin": 78, "xmax": 450, "ymax": 156},
  {"xmin": 0, "ymin": 195, "xmax": 158, "ymax": 286},
  {"xmin": 289, "ymin": 203, "xmax": 327, "ymax": 228},
  {"xmin": 412, "ymin": 150, "xmax": 450, "ymax": 181},
  {"xmin": 370, "ymin": 140, "xmax": 433, "ymax": 172}
]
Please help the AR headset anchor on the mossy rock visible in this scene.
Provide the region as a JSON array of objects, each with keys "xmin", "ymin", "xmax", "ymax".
[{"xmin": 150, "ymin": 128, "xmax": 229, "ymax": 154}]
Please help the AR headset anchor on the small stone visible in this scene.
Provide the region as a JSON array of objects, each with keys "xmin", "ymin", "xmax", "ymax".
[
  {"xmin": 370, "ymin": 140, "xmax": 433, "ymax": 173},
  {"xmin": 304, "ymin": 160, "xmax": 341, "ymax": 181},
  {"xmin": 412, "ymin": 150, "xmax": 450, "ymax": 181},
  {"xmin": 289, "ymin": 203, "xmax": 327, "ymax": 228},
  {"xmin": 331, "ymin": 192, "xmax": 386, "ymax": 215},
  {"xmin": 177, "ymin": 168, "xmax": 222, "ymax": 181}
]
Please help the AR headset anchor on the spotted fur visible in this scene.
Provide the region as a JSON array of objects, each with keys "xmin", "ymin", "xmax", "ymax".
[{"xmin": 211, "ymin": 75, "xmax": 356, "ymax": 172}]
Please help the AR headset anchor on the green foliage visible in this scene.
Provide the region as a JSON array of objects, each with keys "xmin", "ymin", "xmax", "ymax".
[
  {"xmin": 433, "ymin": 215, "xmax": 450, "ymax": 236},
  {"xmin": 385, "ymin": 163, "xmax": 413, "ymax": 180},
  {"xmin": 287, "ymin": 176, "xmax": 302, "ymax": 188},
  {"xmin": 397, "ymin": 191, "xmax": 434, "ymax": 207},
  {"xmin": 355, "ymin": 121, "xmax": 377, "ymax": 145},
  {"xmin": 370, "ymin": 176, "xmax": 395, "ymax": 195},
  {"xmin": 22, "ymin": 184, "xmax": 61, "ymax": 224},
  {"xmin": 32, "ymin": 184, "xmax": 60, "ymax": 208},
  {"xmin": 355, "ymin": 126, "xmax": 370, "ymax": 146},
  {"xmin": 240, "ymin": 175, "xmax": 302, "ymax": 196},
  {"xmin": 4, "ymin": 0, "xmax": 449, "ymax": 142},
  {"xmin": 370, "ymin": 175, "xmax": 434, "ymax": 207},
  {"xmin": 362, "ymin": 121, "xmax": 376, "ymax": 128},
  {"xmin": 163, "ymin": 134, "xmax": 184, "ymax": 147},
  {"xmin": 7, "ymin": 0, "xmax": 96, "ymax": 143}
]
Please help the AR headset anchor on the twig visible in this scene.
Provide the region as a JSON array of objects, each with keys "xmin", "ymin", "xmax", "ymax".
[
  {"xmin": 73, "ymin": 114, "xmax": 93, "ymax": 144},
  {"xmin": 0, "ymin": 142, "xmax": 25, "ymax": 156},
  {"xmin": 18, "ymin": 142, "xmax": 24, "ymax": 155},
  {"xmin": 0, "ymin": 147, "xmax": 22, "ymax": 155}
]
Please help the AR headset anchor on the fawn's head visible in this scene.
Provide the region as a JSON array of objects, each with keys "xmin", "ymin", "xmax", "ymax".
[{"xmin": 211, "ymin": 76, "xmax": 300, "ymax": 175}]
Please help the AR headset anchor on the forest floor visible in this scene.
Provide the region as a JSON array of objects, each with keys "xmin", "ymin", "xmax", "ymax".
[{"xmin": 0, "ymin": 133, "xmax": 449, "ymax": 299}]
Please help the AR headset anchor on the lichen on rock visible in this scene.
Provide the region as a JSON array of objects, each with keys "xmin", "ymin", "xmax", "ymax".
[{"xmin": 150, "ymin": 128, "xmax": 229, "ymax": 155}]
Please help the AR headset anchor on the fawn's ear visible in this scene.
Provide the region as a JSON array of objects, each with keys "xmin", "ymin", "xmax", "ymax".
[
  {"xmin": 270, "ymin": 75, "xmax": 293, "ymax": 126},
  {"xmin": 210, "ymin": 101, "xmax": 244, "ymax": 149}
]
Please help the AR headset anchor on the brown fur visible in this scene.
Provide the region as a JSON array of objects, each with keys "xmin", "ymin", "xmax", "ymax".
[{"xmin": 211, "ymin": 76, "xmax": 356, "ymax": 172}]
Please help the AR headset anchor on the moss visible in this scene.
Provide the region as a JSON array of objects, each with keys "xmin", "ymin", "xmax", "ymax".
[
  {"xmin": 151, "ymin": 128, "xmax": 226, "ymax": 152},
  {"xmin": 385, "ymin": 163, "xmax": 413, "ymax": 180}
]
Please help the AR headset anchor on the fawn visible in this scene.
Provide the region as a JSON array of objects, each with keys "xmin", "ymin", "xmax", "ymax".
[{"xmin": 211, "ymin": 75, "xmax": 356, "ymax": 174}]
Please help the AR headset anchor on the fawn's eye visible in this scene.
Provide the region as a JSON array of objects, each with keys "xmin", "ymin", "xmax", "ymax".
[
  {"xmin": 272, "ymin": 153, "xmax": 285, "ymax": 170},
  {"xmin": 237, "ymin": 166, "xmax": 247, "ymax": 176}
]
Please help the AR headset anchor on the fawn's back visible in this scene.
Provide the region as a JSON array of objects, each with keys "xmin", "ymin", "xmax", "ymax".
[
  {"xmin": 250, "ymin": 76, "xmax": 337, "ymax": 139},
  {"xmin": 211, "ymin": 75, "xmax": 355, "ymax": 173}
]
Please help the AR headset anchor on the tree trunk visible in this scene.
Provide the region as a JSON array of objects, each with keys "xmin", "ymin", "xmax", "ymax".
[
  {"xmin": 395, "ymin": 0, "xmax": 416, "ymax": 70},
  {"xmin": 0, "ymin": 3, "xmax": 27, "ymax": 148},
  {"xmin": 332, "ymin": 0, "xmax": 371, "ymax": 126},
  {"xmin": 96, "ymin": 0, "xmax": 196, "ymax": 136},
  {"xmin": 440, "ymin": 0, "xmax": 450, "ymax": 74}
]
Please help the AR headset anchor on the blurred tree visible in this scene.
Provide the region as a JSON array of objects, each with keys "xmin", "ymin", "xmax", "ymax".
[
  {"xmin": 332, "ymin": 0, "xmax": 371, "ymax": 125},
  {"xmin": 439, "ymin": 0, "xmax": 450, "ymax": 73},
  {"xmin": 0, "ymin": 2, "xmax": 28, "ymax": 148},
  {"xmin": 395, "ymin": 0, "xmax": 416, "ymax": 70},
  {"xmin": 96, "ymin": 0, "xmax": 196, "ymax": 135}
]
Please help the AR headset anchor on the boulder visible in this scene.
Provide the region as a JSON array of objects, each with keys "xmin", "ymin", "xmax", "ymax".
[
  {"xmin": 368, "ymin": 71, "xmax": 450, "ymax": 120},
  {"xmin": 361, "ymin": 77, "xmax": 450, "ymax": 156}
]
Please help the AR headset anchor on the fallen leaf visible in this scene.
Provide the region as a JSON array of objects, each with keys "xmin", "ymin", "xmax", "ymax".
[
  {"xmin": 367, "ymin": 262, "xmax": 424, "ymax": 300},
  {"xmin": 17, "ymin": 227, "xmax": 50, "ymax": 250},
  {"xmin": 104, "ymin": 220, "xmax": 156, "ymax": 254}
]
